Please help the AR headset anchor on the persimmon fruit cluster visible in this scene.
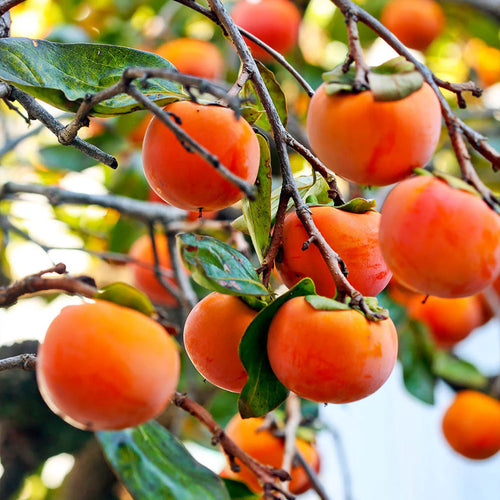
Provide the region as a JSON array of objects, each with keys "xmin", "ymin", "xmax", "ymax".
[
  {"xmin": 231, "ymin": 0, "xmax": 301, "ymax": 61},
  {"xmin": 36, "ymin": 300, "xmax": 180, "ymax": 431},
  {"xmin": 306, "ymin": 82, "xmax": 441, "ymax": 186},
  {"xmin": 184, "ymin": 292, "xmax": 258, "ymax": 392},
  {"xmin": 379, "ymin": 175, "xmax": 500, "ymax": 298},
  {"xmin": 442, "ymin": 391, "xmax": 500, "ymax": 460},
  {"xmin": 276, "ymin": 205, "xmax": 391, "ymax": 298},
  {"xmin": 267, "ymin": 297, "xmax": 398, "ymax": 403},
  {"xmin": 222, "ymin": 414, "xmax": 320, "ymax": 494},
  {"xmin": 143, "ymin": 100, "xmax": 260, "ymax": 211}
]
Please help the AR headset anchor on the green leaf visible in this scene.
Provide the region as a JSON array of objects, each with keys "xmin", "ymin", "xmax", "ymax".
[
  {"xmin": 232, "ymin": 175, "xmax": 330, "ymax": 234},
  {"xmin": 240, "ymin": 61, "xmax": 288, "ymax": 131},
  {"xmin": 95, "ymin": 282, "xmax": 155, "ymax": 316},
  {"xmin": 432, "ymin": 351, "xmax": 488, "ymax": 389},
  {"xmin": 0, "ymin": 38, "xmax": 185, "ymax": 115},
  {"xmin": 335, "ymin": 198, "xmax": 377, "ymax": 214},
  {"xmin": 238, "ymin": 279, "xmax": 316, "ymax": 418},
  {"xmin": 221, "ymin": 478, "xmax": 260, "ymax": 500},
  {"xmin": 369, "ymin": 57, "xmax": 424, "ymax": 102},
  {"xmin": 176, "ymin": 233, "xmax": 270, "ymax": 296},
  {"xmin": 241, "ymin": 134, "xmax": 272, "ymax": 263},
  {"xmin": 97, "ymin": 421, "xmax": 230, "ymax": 500},
  {"xmin": 398, "ymin": 320, "xmax": 437, "ymax": 404},
  {"xmin": 108, "ymin": 217, "xmax": 144, "ymax": 254},
  {"xmin": 305, "ymin": 295, "xmax": 351, "ymax": 311},
  {"xmin": 323, "ymin": 65, "xmax": 358, "ymax": 95}
]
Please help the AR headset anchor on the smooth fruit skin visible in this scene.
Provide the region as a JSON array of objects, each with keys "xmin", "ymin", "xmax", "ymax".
[
  {"xmin": 276, "ymin": 206, "xmax": 392, "ymax": 297},
  {"xmin": 128, "ymin": 233, "xmax": 179, "ymax": 307},
  {"xmin": 379, "ymin": 175, "xmax": 500, "ymax": 298},
  {"xmin": 306, "ymin": 83, "xmax": 441, "ymax": 186},
  {"xmin": 231, "ymin": 0, "xmax": 301, "ymax": 61},
  {"xmin": 380, "ymin": 0, "xmax": 445, "ymax": 51},
  {"xmin": 155, "ymin": 38, "xmax": 224, "ymax": 80},
  {"xmin": 408, "ymin": 295, "xmax": 485, "ymax": 348},
  {"xmin": 267, "ymin": 297, "xmax": 398, "ymax": 403},
  {"xmin": 224, "ymin": 414, "xmax": 320, "ymax": 493},
  {"xmin": 183, "ymin": 293, "xmax": 258, "ymax": 392},
  {"xmin": 442, "ymin": 391, "xmax": 500, "ymax": 460},
  {"xmin": 143, "ymin": 101, "xmax": 260, "ymax": 211},
  {"xmin": 36, "ymin": 300, "xmax": 180, "ymax": 431}
]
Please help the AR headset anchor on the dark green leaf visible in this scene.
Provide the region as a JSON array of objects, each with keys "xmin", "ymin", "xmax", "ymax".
[
  {"xmin": 176, "ymin": 233, "xmax": 270, "ymax": 296},
  {"xmin": 0, "ymin": 38, "xmax": 185, "ymax": 115},
  {"xmin": 240, "ymin": 61, "xmax": 287, "ymax": 131},
  {"xmin": 97, "ymin": 421, "xmax": 230, "ymax": 500},
  {"xmin": 221, "ymin": 478, "xmax": 260, "ymax": 500},
  {"xmin": 241, "ymin": 134, "xmax": 272, "ymax": 262},
  {"xmin": 370, "ymin": 57, "xmax": 424, "ymax": 102},
  {"xmin": 398, "ymin": 320, "xmax": 437, "ymax": 404},
  {"xmin": 238, "ymin": 279, "xmax": 316, "ymax": 418},
  {"xmin": 432, "ymin": 350, "xmax": 488, "ymax": 389},
  {"xmin": 323, "ymin": 65, "xmax": 358, "ymax": 95},
  {"xmin": 95, "ymin": 282, "xmax": 155, "ymax": 316},
  {"xmin": 108, "ymin": 217, "xmax": 144, "ymax": 254},
  {"xmin": 335, "ymin": 198, "xmax": 377, "ymax": 214}
]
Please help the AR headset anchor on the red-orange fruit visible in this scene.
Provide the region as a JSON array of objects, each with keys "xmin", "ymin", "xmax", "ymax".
[
  {"xmin": 267, "ymin": 297, "xmax": 398, "ymax": 403},
  {"xmin": 379, "ymin": 175, "xmax": 500, "ymax": 298},
  {"xmin": 231, "ymin": 0, "xmax": 301, "ymax": 61},
  {"xmin": 306, "ymin": 82, "xmax": 441, "ymax": 186},
  {"xmin": 224, "ymin": 414, "xmax": 320, "ymax": 493},
  {"xmin": 128, "ymin": 234, "xmax": 179, "ymax": 307},
  {"xmin": 407, "ymin": 295, "xmax": 485, "ymax": 348},
  {"xmin": 183, "ymin": 293, "xmax": 258, "ymax": 392},
  {"xmin": 143, "ymin": 101, "xmax": 260, "ymax": 211},
  {"xmin": 442, "ymin": 390, "xmax": 500, "ymax": 460},
  {"xmin": 155, "ymin": 38, "xmax": 225, "ymax": 80},
  {"xmin": 36, "ymin": 300, "xmax": 180, "ymax": 431},
  {"xmin": 276, "ymin": 206, "xmax": 391, "ymax": 297},
  {"xmin": 380, "ymin": 0, "xmax": 445, "ymax": 51}
]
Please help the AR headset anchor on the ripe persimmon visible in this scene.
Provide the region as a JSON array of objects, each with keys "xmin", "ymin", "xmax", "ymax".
[
  {"xmin": 143, "ymin": 101, "xmax": 260, "ymax": 211},
  {"xmin": 128, "ymin": 233, "xmax": 179, "ymax": 307},
  {"xmin": 224, "ymin": 414, "xmax": 320, "ymax": 493},
  {"xmin": 407, "ymin": 295, "xmax": 485, "ymax": 348},
  {"xmin": 442, "ymin": 390, "xmax": 500, "ymax": 460},
  {"xmin": 380, "ymin": 0, "xmax": 445, "ymax": 51},
  {"xmin": 379, "ymin": 175, "xmax": 500, "ymax": 298},
  {"xmin": 267, "ymin": 297, "xmax": 398, "ymax": 403},
  {"xmin": 231, "ymin": 0, "xmax": 301, "ymax": 61},
  {"xmin": 155, "ymin": 38, "xmax": 225, "ymax": 80},
  {"xmin": 276, "ymin": 206, "xmax": 392, "ymax": 298},
  {"xmin": 306, "ymin": 82, "xmax": 441, "ymax": 186},
  {"xmin": 183, "ymin": 293, "xmax": 258, "ymax": 392},
  {"xmin": 36, "ymin": 300, "xmax": 180, "ymax": 431}
]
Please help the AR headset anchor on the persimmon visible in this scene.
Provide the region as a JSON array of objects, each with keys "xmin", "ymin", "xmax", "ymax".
[
  {"xmin": 142, "ymin": 100, "xmax": 260, "ymax": 211},
  {"xmin": 380, "ymin": 0, "xmax": 445, "ymax": 51},
  {"xmin": 155, "ymin": 38, "xmax": 225, "ymax": 80},
  {"xmin": 129, "ymin": 113, "xmax": 152, "ymax": 146},
  {"xmin": 36, "ymin": 300, "xmax": 180, "ymax": 431},
  {"xmin": 147, "ymin": 189, "xmax": 218, "ymax": 221},
  {"xmin": 267, "ymin": 297, "xmax": 398, "ymax": 403},
  {"xmin": 128, "ymin": 233, "xmax": 179, "ymax": 307},
  {"xmin": 224, "ymin": 414, "xmax": 320, "ymax": 494},
  {"xmin": 306, "ymin": 82, "xmax": 441, "ymax": 186},
  {"xmin": 183, "ymin": 293, "xmax": 258, "ymax": 392},
  {"xmin": 407, "ymin": 295, "xmax": 485, "ymax": 348},
  {"xmin": 442, "ymin": 390, "xmax": 500, "ymax": 460},
  {"xmin": 379, "ymin": 175, "xmax": 500, "ymax": 298},
  {"xmin": 231, "ymin": 0, "xmax": 301, "ymax": 61},
  {"xmin": 276, "ymin": 206, "xmax": 392, "ymax": 298}
]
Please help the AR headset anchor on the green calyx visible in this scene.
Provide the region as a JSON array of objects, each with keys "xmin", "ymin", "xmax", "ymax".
[
  {"xmin": 305, "ymin": 294, "xmax": 389, "ymax": 321},
  {"xmin": 322, "ymin": 56, "xmax": 424, "ymax": 102},
  {"xmin": 414, "ymin": 168, "xmax": 482, "ymax": 198}
]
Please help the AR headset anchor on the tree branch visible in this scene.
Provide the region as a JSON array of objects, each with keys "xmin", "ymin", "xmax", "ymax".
[
  {"xmin": 0, "ymin": 353, "xmax": 37, "ymax": 372},
  {"xmin": 0, "ymin": 0, "xmax": 24, "ymax": 17}
]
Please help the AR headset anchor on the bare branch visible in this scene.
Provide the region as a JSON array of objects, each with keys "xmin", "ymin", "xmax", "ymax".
[
  {"xmin": 0, "ymin": 353, "xmax": 37, "ymax": 372},
  {"xmin": 0, "ymin": 0, "xmax": 24, "ymax": 17},
  {"xmin": 281, "ymin": 394, "xmax": 301, "ymax": 491}
]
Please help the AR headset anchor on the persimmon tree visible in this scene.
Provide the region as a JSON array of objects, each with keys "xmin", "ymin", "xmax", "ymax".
[{"xmin": 0, "ymin": 0, "xmax": 500, "ymax": 499}]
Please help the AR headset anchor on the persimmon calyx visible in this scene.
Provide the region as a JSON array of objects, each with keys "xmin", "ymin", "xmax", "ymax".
[
  {"xmin": 413, "ymin": 168, "xmax": 482, "ymax": 198},
  {"xmin": 304, "ymin": 294, "xmax": 389, "ymax": 321},
  {"xmin": 323, "ymin": 56, "xmax": 424, "ymax": 102}
]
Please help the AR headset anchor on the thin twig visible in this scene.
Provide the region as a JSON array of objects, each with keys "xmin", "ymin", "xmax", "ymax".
[
  {"xmin": 342, "ymin": 10, "xmax": 369, "ymax": 92},
  {"xmin": 0, "ymin": 353, "xmax": 37, "ymax": 372},
  {"xmin": 0, "ymin": 0, "xmax": 24, "ymax": 16},
  {"xmin": 295, "ymin": 449, "xmax": 331, "ymax": 500},
  {"xmin": 281, "ymin": 394, "xmax": 301, "ymax": 493}
]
